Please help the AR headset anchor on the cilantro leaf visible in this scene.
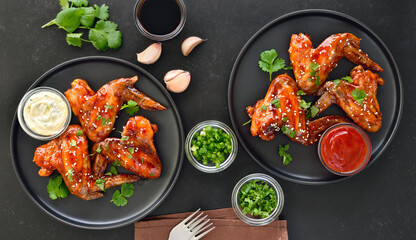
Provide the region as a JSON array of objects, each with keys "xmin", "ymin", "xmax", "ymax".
[
  {"xmin": 352, "ymin": 89, "xmax": 367, "ymax": 105},
  {"xmin": 104, "ymin": 104, "xmax": 113, "ymax": 110},
  {"xmin": 128, "ymin": 147, "xmax": 134, "ymax": 154},
  {"xmin": 310, "ymin": 62, "xmax": 319, "ymax": 71},
  {"xmin": 270, "ymin": 98, "xmax": 281, "ymax": 108},
  {"xmin": 72, "ymin": 0, "xmax": 88, "ymax": 7},
  {"xmin": 333, "ymin": 79, "xmax": 340, "ymax": 85},
  {"xmin": 297, "ymin": 90, "xmax": 306, "ymax": 96},
  {"xmin": 80, "ymin": 7, "xmax": 96, "ymax": 28},
  {"xmin": 278, "ymin": 144, "xmax": 292, "ymax": 165},
  {"xmin": 121, "ymin": 100, "xmax": 139, "ymax": 115},
  {"xmin": 341, "ymin": 76, "xmax": 353, "ymax": 83},
  {"xmin": 260, "ymin": 105, "xmax": 267, "ymax": 111},
  {"xmin": 111, "ymin": 190, "xmax": 127, "ymax": 207},
  {"xmin": 94, "ymin": 4, "xmax": 109, "ymax": 20},
  {"xmin": 310, "ymin": 105, "xmax": 319, "ymax": 118},
  {"xmin": 121, "ymin": 183, "xmax": 134, "ymax": 198},
  {"xmin": 282, "ymin": 117, "xmax": 288, "ymax": 122},
  {"xmin": 96, "ymin": 145, "xmax": 102, "ymax": 153},
  {"xmin": 315, "ymin": 73, "xmax": 320, "ymax": 86},
  {"xmin": 281, "ymin": 125, "xmax": 295, "ymax": 138},
  {"xmin": 97, "ymin": 115, "xmax": 111, "ymax": 126},
  {"xmin": 66, "ymin": 33, "xmax": 83, "ymax": 47},
  {"xmin": 238, "ymin": 180, "xmax": 277, "ymax": 218},
  {"xmin": 47, "ymin": 175, "xmax": 69, "ymax": 200},
  {"xmin": 299, "ymin": 99, "xmax": 311, "ymax": 110},
  {"xmin": 76, "ymin": 130, "xmax": 83, "ymax": 136},
  {"xmin": 70, "ymin": 139, "xmax": 77, "ymax": 148},
  {"xmin": 89, "ymin": 20, "xmax": 122, "ymax": 51},
  {"xmin": 113, "ymin": 160, "xmax": 121, "ymax": 166},
  {"xmin": 95, "ymin": 178, "xmax": 105, "ymax": 191},
  {"xmin": 65, "ymin": 168, "xmax": 75, "ymax": 182},
  {"xmin": 110, "ymin": 166, "xmax": 118, "ymax": 175},
  {"xmin": 56, "ymin": 8, "xmax": 85, "ymax": 33},
  {"xmin": 258, "ymin": 49, "xmax": 288, "ymax": 81},
  {"xmin": 60, "ymin": 0, "xmax": 69, "ymax": 9},
  {"xmin": 120, "ymin": 135, "xmax": 129, "ymax": 142}
]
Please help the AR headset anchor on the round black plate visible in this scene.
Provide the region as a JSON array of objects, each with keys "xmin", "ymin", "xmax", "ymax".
[
  {"xmin": 228, "ymin": 10, "xmax": 402, "ymax": 184},
  {"xmin": 10, "ymin": 56, "xmax": 184, "ymax": 229}
]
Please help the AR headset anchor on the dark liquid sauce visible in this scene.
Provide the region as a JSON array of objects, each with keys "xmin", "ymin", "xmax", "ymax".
[{"xmin": 138, "ymin": 0, "xmax": 181, "ymax": 35}]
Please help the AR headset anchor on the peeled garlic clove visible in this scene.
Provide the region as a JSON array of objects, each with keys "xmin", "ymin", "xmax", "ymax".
[
  {"xmin": 181, "ymin": 36, "xmax": 205, "ymax": 56},
  {"xmin": 164, "ymin": 69, "xmax": 185, "ymax": 82},
  {"xmin": 164, "ymin": 70, "xmax": 191, "ymax": 93},
  {"xmin": 137, "ymin": 42, "xmax": 162, "ymax": 65}
]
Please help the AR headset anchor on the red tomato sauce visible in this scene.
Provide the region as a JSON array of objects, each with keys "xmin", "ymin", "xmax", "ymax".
[{"xmin": 320, "ymin": 125, "xmax": 369, "ymax": 173}]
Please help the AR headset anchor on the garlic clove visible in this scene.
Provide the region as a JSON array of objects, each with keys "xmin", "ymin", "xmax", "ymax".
[
  {"xmin": 164, "ymin": 71, "xmax": 191, "ymax": 93},
  {"xmin": 181, "ymin": 36, "xmax": 205, "ymax": 56},
  {"xmin": 137, "ymin": 42, "xmax": 162, "ymax": 65},
  {"xmin": 164, "ymin": 69, "xmax": 185, "ymax": 82}
]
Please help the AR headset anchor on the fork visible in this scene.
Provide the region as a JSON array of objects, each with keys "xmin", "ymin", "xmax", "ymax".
[{"xmin": 168, "ymin": 209, "xmax": 215, "ymax": 240}]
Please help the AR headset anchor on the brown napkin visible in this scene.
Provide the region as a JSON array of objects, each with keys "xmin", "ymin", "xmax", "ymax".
[{"xmin": 135, "ymin": 208, "xmax": 288, "ymax": 240}]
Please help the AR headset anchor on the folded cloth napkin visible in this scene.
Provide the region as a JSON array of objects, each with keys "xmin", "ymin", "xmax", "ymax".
[{"xmin": 135, "ymin": 208, "xmax": 288, "ymax": 240}]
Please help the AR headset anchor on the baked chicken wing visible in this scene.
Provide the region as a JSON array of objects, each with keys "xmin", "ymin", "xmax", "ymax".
[
  {"xmin": 314, "ymin": 65, "xmax": 384, "ymax": 132},
  {"xmin": 65, "ymin": 76, "xmax": 166, "ymax": 142},
  {"xmin": 246, "ymin": 74, "xmax": 348, "ymax": 145},
  {"xmin": 93, "ymin": 116, "xmax": 161, "ymax": 179},
  {"xmin": 289, "ymin": 33, "xmax": 383, "ymax": 94},
  {"xmin": 33, "ymin": 125, "xmax": 140, "ymax": 200}
]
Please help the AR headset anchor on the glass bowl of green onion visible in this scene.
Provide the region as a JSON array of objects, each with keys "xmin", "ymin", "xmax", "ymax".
[
  {"xmin": 185, "ymin": 120, "xmax": 238, "ymax": 173},
  {"xmin": 231, "ymin": 173, "xmax": 284, "ymax": 226}
]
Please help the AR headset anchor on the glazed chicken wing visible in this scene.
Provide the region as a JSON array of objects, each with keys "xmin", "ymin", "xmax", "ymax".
[
  {"xmin": 65, "ymin": 76, "xmax": 166, "ymax": 142},
  {"xmin": 289, "ymin": 33, "xmax": 383, "ymax": 94},
  {"xmin": 93, "ymin": 116, "xmax": 161, "ymax": 179},
  {"xmin": 314, "ymin": 65, "xmax": 384, "ymax": 132},
  {"xmin": 33, "ymin": 125, "xmax": 140, "ymax": 200},
  {"xmin": 246, "ymin": 74, "xmax": 348, "ymax": 145}
]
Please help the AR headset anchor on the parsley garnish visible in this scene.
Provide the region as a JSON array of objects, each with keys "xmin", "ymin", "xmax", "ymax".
[
  {"xmin": 42, "ymin": 1, "xmax": 122, "ymax": 51},
  {"xmin": 76, "ymin": 130, "xmax": 83, "ymax": 136},
  {"xmin": 258, "ymin": 49, "xmax": 291, "ymax": 81},
  {"xmin": 121, "ymin": 100, "xmax": 139, "ymax": 115},
  {"xmin": 66, "ymin": 168, "xmax": 75, "ymax": 182},
  {"xmin": 281, "ymin": 125, "xmax": 295, "ymax": 138},
  {"xmin": 279, "ymin": 144, "xmax": 292, "ymax": 165},
  {"xmin": 270, "ymin": 98, "xmax": 281, "ymax": 108},
  {"xmin": 111, "ymin": 183, "xmax": 134, "ymax": 207},
  {"xmin": 238, "ymin": 180, "xmax": 277, "ymax": 218},
  {"xmin": 95, "ymin": 178, "xmax": 105, "ymax": 192},
  {"xmin": 297, "ymin": 90, "xmax": 306, "ymax": 96},
  {"xmin": 47, "ymin": 175, "xmax": 69, "ymax": 200},
  {"xmin": 104, "ymin": 104, "xmax": 113, "ymax": 110},
  {"xmin": 352, "ymin": 89, "xmax": 367, "ymax": 105}
]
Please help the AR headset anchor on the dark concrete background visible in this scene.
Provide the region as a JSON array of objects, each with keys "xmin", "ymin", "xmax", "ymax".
[{"xmin": 1, "ymin": 0, "xmax": 415, "ymax": 239}]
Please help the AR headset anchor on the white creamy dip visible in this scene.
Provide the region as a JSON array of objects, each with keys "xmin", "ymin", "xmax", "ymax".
[{"xmin": 23, "ymin": 91, "xmax": 69, "ymax": 135}]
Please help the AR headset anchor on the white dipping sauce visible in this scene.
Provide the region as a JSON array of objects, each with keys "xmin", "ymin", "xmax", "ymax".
[{"xmin": 23, "ymin": 91, "xmax": 68, "ymax": 135}]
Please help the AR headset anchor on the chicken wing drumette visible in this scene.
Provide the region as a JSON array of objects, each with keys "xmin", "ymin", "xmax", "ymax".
[
  {"xmin": 289, "ymin": 33, "xmax": 383, "ymax": 94},
  {"xmin": 93, "ymin": 116, "xmax": 161, "ymax": 179},
  {"xmin": 65, "ymin": 76, "xmax": 166, "ymax": 142},
  {"xmin": 33, "ymin": 125, "xmax": 140, "ymax": 200},
  {"xmin": 314, "ymin": 65, "xmax": 384, "ymax": 132},
  {"xmin": 246, "ymin": 74, "xmax": 348, "ymax": 145}
]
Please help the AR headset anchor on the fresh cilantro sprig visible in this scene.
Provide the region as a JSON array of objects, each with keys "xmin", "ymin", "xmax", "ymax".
[
  {"xmin": 95, "ymin": 178, "xmax": 105, "ymax": 192},
  {"xmin": 238, "ymin": 180, "xmax": 277, "ymax": 218},
  {"xmin": 281, "ymin": 125, "xmax": 295, "ymax": 138},
  {"xmin": 307, "ymin": 62, "xmax": 321, "ymax": 86},
  {"xmin": 111, "ymin": 183, "xmax": 134, "ymax": 207},
  {"xmin": 352, "ymin": 89, "xmax": 367, "ymax": 105},
  {"xmin": 42, "ymin": 0, "xmax": 122, "ymax": 51},
  {"xmin": 47, "ymin": 175, "xmax": 70, "ymax": 200},
  {"xmin": 258, "ymin": 49, "xmax": 292, "ymax": 81},
  {"xmin": 334, "ymin": 76, "xmax": 353, "ymax": 85},
  {"xmin": 121, "ymin": 100, "xmax": 140, "ymax": 115},
  {"xmin": 278, "ymin": 144, "xmax": 292, "ymax": 165}
]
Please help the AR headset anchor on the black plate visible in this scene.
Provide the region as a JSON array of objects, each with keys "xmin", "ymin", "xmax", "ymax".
[
  {"xmin": 10, "ymin": 56, "xmax": 184, "ymax": 229},
  {"xmin": 228, "ymin": 10, "xmax": 403, "ymax": 184}
]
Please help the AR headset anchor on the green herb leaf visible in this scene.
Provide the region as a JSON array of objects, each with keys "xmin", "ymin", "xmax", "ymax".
[
  {"xmin": 96, "ymin": 145, "xmax": 102, "ymax": 153},
  {"xmin": 66, "ymin": 33, "xmax": 83, "ymax": 47},
  {"xmin": 352, "ymin": 89, "xmax": 367, "ymax": 105},
  {"xmin": 76, "ymin": 130, "xmax": 83, "ymax": 137},
  {"xmin": 127, "ymin": 147, "xmax": 134, "ymax": 154},
  {"xmin": 238, "ymin": 180, "xmax": 277, "ymax": 218},
  {"xmin": 333, "ymin": 79, "xmax": 340, "ymax": 85},
  {"xmin": 94, "ymin": 4, "xmax": 109, "ymax": 20},
  {"xmin": 282, "ymin": 117, "xmax": 288, "ymax": 122},
  {"xmin": 110, "ymin": 166, "xmax": 118, "ymax": 175},
  {"xmin": 299, "ymin": 99, "xmax": 311, "ymax": 110},
  {"xmin": 120, "ymin": 100, "xmax": 139, "ymax": 115},
  {"xmin": 258, "ymin": 49, "xmax": 287, "ymax": 81},
  {"xmin": 70, "ymin": 139, "xmax": 77, "ymax": 148},
  {"xmin": 56, "ymin": 8, "xmax": 85, "ymax": 33},
  {"xmin": 278, "ymin": 144, "xmax": 292, "ymax": 165},
  {"xmin": 310, "ymin": 62, "xmax": 319, "ymax": 71},
  {"xmin": 111, "ymin": 190, "xmax": 127, "ymax": 207},
  {"xmin": 121, "ymin": 183, "xmax": 134, "ymax": 198},
  {"xmin": 297, "ymin": 90, "xmax": 306, "ymax": 95},
  {"xmin": 260, "ymin": 105, "xmax": 267, "ymax": 111},
  {"xmin": 310, "ymin": 105, "xmax": 319, "ymax": 118},
  {"xmin": 120, "ymin": 135, "xmax": 129, "ymax": 142},
  {"xmin": 65, "ymin": 168, "xmax": 75, "ymax": 182},
  {"xmin": 97, "ymin": 115, "xmax": 111, "ymax": 126},
  {"xmin": 89, "ymin": 20, "xmax": 122, "ymax": 51},
  {"xmin": 59, "ymin": 0, "xmax": 69, "ymax": 10},
  {"xmin": 283, "ymin": 66, "xmax": 293, "ymax": 70},
  {"xmin": 281, "ymin": 125, "xmax": 295, "ymax": 138},
  {"xmin": 113, "ymin": 160, "xmax": 121, "ymax": 166},
  {"xmin": 95, "ymin": 178, "xmax": 105, "ymax": 191},
  {"xmin": 270, "ymin": 98, "xmax": 281, "ymax": 108},
  {"xmin": 341, "ymin": 76, "xmax": 353, "ymax": 83},
  {"xmin": 315, "ymin": 73, "xmax": 320, "ymax": 86},
  {"xmin": 72, "ymin": 0, "xmax": 88, "ymax": 7},
  {"xmin": 47, "ymin": 175, "xmax": 69, "ymax": 200},
  {"xmin": 104, "ymin": 104, "xmax": 113, "ymax": 110}
]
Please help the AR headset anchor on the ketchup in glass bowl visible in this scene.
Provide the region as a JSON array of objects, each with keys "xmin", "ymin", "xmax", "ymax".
[{"xmin": 318, "ymin": 123, "xmax": 371, "ymax": 176}]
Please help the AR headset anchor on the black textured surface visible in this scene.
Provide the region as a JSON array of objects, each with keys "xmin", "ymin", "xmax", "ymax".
[{"xmin": 1, "ymin": 0, "xmax": 415, "ymax": 239}]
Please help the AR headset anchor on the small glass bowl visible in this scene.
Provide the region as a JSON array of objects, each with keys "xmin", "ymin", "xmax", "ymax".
[
  {"xmin": 318, "ymin": 123, "xmax": 372, "ymax": 176},
  {"xmin": 134, "ymin": 0, "xmax": 187, "ymax": 41},
  {"xmin": 185, "ymin": 120, "xmax": 238, "ymax": 173},
  {"xmin": 17, "ymin": 87, "xmax": 72, "ymax": 141},
  {"xmin": 231, "ymin": 173, "xmax": 284, "ymax": 226}
]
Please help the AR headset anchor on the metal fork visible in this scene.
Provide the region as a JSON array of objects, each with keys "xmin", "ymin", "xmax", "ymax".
[{"xmin": 168, "ymin": 209, "xmax": 215, "ymax": 240}]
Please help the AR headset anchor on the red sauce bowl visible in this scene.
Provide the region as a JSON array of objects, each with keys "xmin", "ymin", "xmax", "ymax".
[{"xmin": 318, "ymin": 123, "xmax": 372, "ymax": 176}]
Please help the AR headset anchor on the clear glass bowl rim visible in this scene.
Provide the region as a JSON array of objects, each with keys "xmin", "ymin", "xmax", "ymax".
[
  {"xmin": 231, "ymin": 173, "xmax": 284, "ymax": 226},
  {"xmin": 185, "ymin": 120, "xmax": 238, "ymax": 173},
  {"xmin": 318, "ymin": 122, "xmax": 372, "ymax": 176},
  {"xmin": 17, "ymin": 86, "xmax": 72, "ymax": 141}
]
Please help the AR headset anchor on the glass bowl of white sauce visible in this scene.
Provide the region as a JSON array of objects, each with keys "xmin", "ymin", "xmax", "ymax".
[{"xmin": 17, "ymin": 87, "xmax": 71, "ymax": 140}]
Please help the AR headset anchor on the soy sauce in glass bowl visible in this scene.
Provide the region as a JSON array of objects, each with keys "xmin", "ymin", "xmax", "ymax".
[{"xmin": 134, "ymin": 0, "xmax": 187, "ymax": 41}]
